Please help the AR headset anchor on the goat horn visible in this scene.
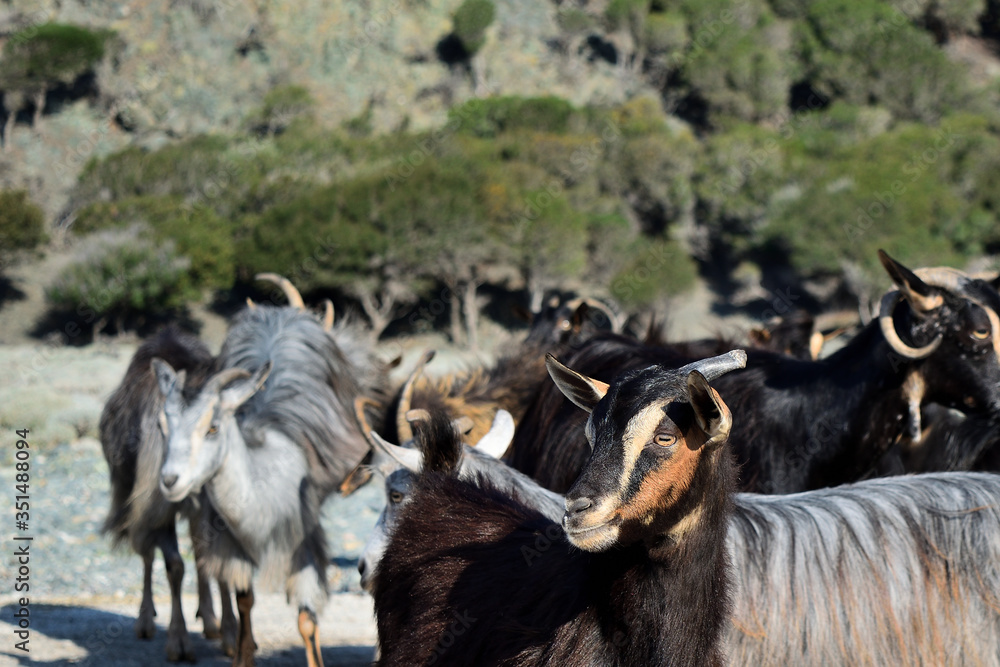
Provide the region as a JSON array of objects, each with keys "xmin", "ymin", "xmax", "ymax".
[
  {"xmin": 246, "ymin": 297, "xmax": 257, "ymax": 310},
  {"xmin": 405, "ymin": 408, "xmax": 431, "ymax": 424},
  {"xmin": 878, "ymin": 291, "xmax": 942, "ymax": 359},
  {"xmin": 913, "ymin": 267, "xmax": 970, "ymax": 296},
  {"xmin": 354, "ymin": 396, "xmax": 383, "ymax": 450},
  {"xmin": 255, "ymin": 273, "xmax": 305, "ymax": 309},
  {"xmin": 679, "ymin": 350, "xmax": 747, "ymax": 381},
  {"xmin": 322, "ymin": 299, "xmax": 334, "ymax": 331},
  {"xmin": 396, "ymin": 350, "xmax": 435, "ymax": 443},
  {"xmin": 583, "ymin": 298, "xmax": 623, "ymax": 332},
  {"xmin": 205, "ymin": 367, "xmax": 252, "ymax": 394},
  {"xmin": 474, "ymin": 409, "xmax": 515, "ymax": 459},
  {"xmin": 369, "ymin": 429, "xmax": 423, "ymax": 473}
]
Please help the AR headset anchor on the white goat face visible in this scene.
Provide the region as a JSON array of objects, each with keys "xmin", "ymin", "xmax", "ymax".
[
  {"xmin": 357, "ymin": 409, "xmax": 515, "ymax": 594},
  {"xmin": 151, "ymin": 359, "xmax": 270, "ymax": 503}
]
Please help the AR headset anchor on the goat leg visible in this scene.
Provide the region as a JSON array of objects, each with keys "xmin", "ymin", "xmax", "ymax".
[
  {"xmin": 298, "ymin": 608, "xmax": 324, "ymax": 667},
  {"xmin": 233, "ymin": 587, "xmax": 257, "ymax": 667},
  {"xmin": 219, "ymin": 580, "xmax": 238, "ymax": 657},
  {"xmin": 161, "ymin": 533, "xmax": 196, "ymax": 662},
  {"xmin": 190, "ymin": 515, "xmax": 220, "ymax": 639},
  {"xmin": 135, "ymin": 547, "xmax": 157, "ymax": 639},
  {"xmin": 195, "ymin": 564, "xmax": 220, "ymax": 639}
]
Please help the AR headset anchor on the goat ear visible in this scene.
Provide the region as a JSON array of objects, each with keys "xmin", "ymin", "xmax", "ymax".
[
  {"xmin": 370, "ymin": 430, "xmax": 423, "ymax": 474},
  {"xmin": 151, "ymin": 358, "xmax": 185, "ymax": 398},
  {"xmin": 546, "ymin": 354, "xmax": 609, "ymax": 414},
  {"xmin": 686, "ymin": 371, "xmax": 733, "ymax": 449},
  {"xmin": 220, "ymin": 362, "xmax": 271, "ymax": 411},
  {"xmin": 878, "ymin": 249, "xmax": 943, "ymax": 314},
  {"xmin": 475, "ymin": 409, "xmax": 514, "ymax": 459},
  {"xmin": 339, "ymin": 457, "xmax": 374, "ymax": 495}
]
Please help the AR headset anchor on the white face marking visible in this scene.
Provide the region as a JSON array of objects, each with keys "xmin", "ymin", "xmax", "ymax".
[{"xmin": 617, "ymin": 399, "xmax": 671, "ymax": 496}]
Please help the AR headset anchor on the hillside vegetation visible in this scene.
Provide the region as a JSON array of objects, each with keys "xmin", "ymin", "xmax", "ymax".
[{"xmin": 2, "ymin": 0, "xmax": 1000, "ymax": 343}]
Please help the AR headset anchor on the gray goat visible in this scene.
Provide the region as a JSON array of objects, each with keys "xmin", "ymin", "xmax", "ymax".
[
  {"xmin": 154, "ymin": 301, "xmax": 388, "ymax": 667},
  {"xmin": 363, "ymin": 372, "xmax": 1000, "ymax": 665},
  {"xmin": 101, "ymin": 327, "xmax": 234, "ymax": 662}
]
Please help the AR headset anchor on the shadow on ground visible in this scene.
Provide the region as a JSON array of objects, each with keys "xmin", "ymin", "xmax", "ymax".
[{"xmin": 0, "ymin": 603, "xmax": 375, "ymax": 666}]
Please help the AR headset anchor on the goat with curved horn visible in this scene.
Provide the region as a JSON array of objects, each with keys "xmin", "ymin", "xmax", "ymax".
[
  {"xmin": 513, "ymin": 250, "xmax": 1000, "ymax": 494},
  {"xmin": 255, "ymin": 272, "xmax": 305, "ymax": 309},
  {"xmin": 155, "ymin": 305, "xmax": 390, "ymax": 667},
  {"xmin": 395, "ymin": 350, "xmax": 436, "ymax": 444}
]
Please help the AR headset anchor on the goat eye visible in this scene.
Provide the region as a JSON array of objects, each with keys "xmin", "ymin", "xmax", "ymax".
[
  {"xmin": 389, "ymin": 491, "xmax": 405, "ymax": 504},
  {"xmin": 973, "ymin": 329, "xmax": 990, "ymax": 340},
  {"xmin": 653, "ymin": 433, "xmax": 676, "ymax": 447},
  {"xmin": 207, "ymin": 424, "xmax": 219, "ymax": 436}
]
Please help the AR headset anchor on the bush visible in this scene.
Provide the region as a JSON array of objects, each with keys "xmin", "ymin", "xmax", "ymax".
[
  {"xmin": 610, "ymin": 236, "xmax": 699, "ymax": 307},
  {"xmin": 605, "ymin": 0, "xmax": 650, "ymax": 33},
  {"xmin": 645, "ymin": 11, "xmax": 688, "ymax": 55},
  {"xmin": 674, "ymin": 0, "xmax": 791, "ymax": 123},
  {"xmin": 74, "ymin": 195, "xmax": 235, "ymax": 289},
  {"xmin": 47, "ymin": 226, "xmax": 194, "ymax": 332},
  {"xmin": 453, "ymin": 0, "xmax": 496, "ymax": 55},
  {"xmin": 796, "ymin": 0, "xmax": 969, "ymax": 122},
  {"xmin": 1, "ymin": 23, "xmax": 107, "ymax": 88},
  {"xmin": 449, "ymin": 96, "xmax": 575, "ymax": 137},
  {"xmin": 0, "ymin": 190, "xmax": 47, "ymax": 259},
  {"xmin": 248, "ymin": 84, "xmax": 315, "ymax": 136}
]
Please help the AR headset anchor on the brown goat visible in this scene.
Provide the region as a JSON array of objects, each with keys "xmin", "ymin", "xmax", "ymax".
[{"xmin": 373, "ymin": 350, "xmax": 747, "ymax": 666}]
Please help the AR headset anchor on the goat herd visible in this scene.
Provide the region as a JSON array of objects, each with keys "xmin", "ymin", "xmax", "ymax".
[{"xmin": 99, "ymin": 252, "xmax": 1000, "ymax": 666}]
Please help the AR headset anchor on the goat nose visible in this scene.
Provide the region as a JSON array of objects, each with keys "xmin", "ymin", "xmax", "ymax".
[
  {"xmin": 162, "ymin": 474, "xmax": 179, "ymax": 489},
  {"xmin": 566, "ymin": 497, "xmax": 593, "ymax": 515},
  {"xmin": 358, "ymin": 561, "xmax": 366, "ymax": 577}
]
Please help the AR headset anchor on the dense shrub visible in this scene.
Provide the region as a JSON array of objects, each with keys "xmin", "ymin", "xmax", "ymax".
[
  {"xmin": 0, "ymin": 190, "xmax": 47, "ymax": 260},
  {"xmin": 452, "ymin": 0, "xmax": 496, "ymax": 55},
  {"xmin": 74, "ymin": 195, "xmax": 235, "ymax": 289},
  {"xmin": 686, "ymin": 0, "xmax": 791, "ymax": 123},
  {"xmin": 47, "ymin": 226, "xmax": 194, "ymax": 332},
  {"xmin": 247, "ymin": 84, "xmax": 315, "ymax": 136},
  {"xmin": 796, "ymin": 0, "xmax": 969, "ymax": 122},
  {"xmin": 449, "ymin": 96, "xmax": 575, "ymax": 137}
]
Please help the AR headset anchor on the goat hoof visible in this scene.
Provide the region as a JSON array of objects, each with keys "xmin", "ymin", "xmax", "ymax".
[
  {"xmin": 221, "ymin": 621, "xmax": 238, "ymax": 657},
  {"xmin": 135, "ymin": 614, "xmax": 156, "ymax": 640},
  {"xmin": 201, "ymin": 616, "xmax": 221, "ymax": 640},
  {"xmin": 165, "ymin": 629, "xmax": 196, "ymax": 663}
]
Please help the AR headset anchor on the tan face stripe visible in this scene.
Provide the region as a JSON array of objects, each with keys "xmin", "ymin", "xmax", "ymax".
[
  {"xmin": 618, "ymin": 399, "xmax": 670, "ymax": 496},
  {"xmin": 983, "ymin": 306, "xmax": 1000, "ymax": 358}
]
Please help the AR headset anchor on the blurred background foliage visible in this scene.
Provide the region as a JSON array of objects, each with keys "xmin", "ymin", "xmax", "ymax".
[{"xmin": 3, "ymin": 0, "xmax": 1000, "ymax": 340}]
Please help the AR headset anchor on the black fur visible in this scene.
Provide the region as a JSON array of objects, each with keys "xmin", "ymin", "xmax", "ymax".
[
  {"xmin": 374, "ymin": 378, "xmax": 736, "ymax": 666},
  {"xmin": 512, "ymin": 312, "xmax": 1000, "ymax": 494}
]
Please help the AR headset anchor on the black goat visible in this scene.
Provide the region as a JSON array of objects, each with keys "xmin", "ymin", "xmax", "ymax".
[
  {"xmin": 101, "ymin": 327, "xmax": 235, "ymax": 660},
  {"xmin": 511, "ymin": 251, "xmax": 1000, "ymax": 493},
  {"xmin": 373, "ymin": 351, "xmax": 746, "ymax": 666}
]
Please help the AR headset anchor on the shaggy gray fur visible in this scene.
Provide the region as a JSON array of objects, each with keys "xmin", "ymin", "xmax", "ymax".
[
  {"xmin": 728, "ymin": 472, "xmax": 1000, "ymax": 665},
  {"xmin": 368, "ymin": 440, "xmax": 1000, "ymax": 664},
  {"xmin": 160, "ymin": 305, "xmax": 387, "ymax": 614}
]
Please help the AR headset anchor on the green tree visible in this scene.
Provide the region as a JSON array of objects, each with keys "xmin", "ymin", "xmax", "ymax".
[{"xmin": 0, "ymin": 23, "xmax": 108, "ymax": 145}]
